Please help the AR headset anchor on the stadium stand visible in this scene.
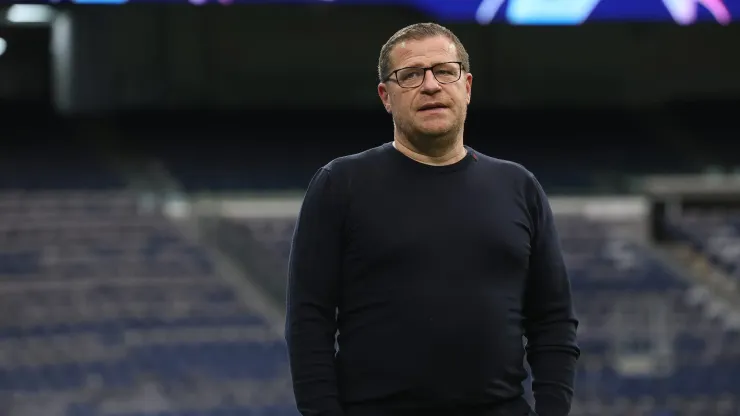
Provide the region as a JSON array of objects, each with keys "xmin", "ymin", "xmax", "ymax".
[
  {"xmin": 2, "ymin": 117, "xmax": 123, "ymax": 190},
  {"xmin": 666, "ymin": 100, "xmax": 740, "ymax": 170},
  {"xmin": 664, "ymin": 208, "xmax": 740, "ymax": 289},
  {"xmin": 0, "ymin": 192, "xmax": 296, "ymax": 416},
  {"xmin": 116, "ymin": 109, "xmax": 697, "ymax": 193}
]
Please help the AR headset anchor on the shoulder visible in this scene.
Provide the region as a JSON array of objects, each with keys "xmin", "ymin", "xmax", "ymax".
[
  {"xmin": 322, "ymin": 143, "xmax": 390, "ymax": 175},
  {"xmin": 307, "ymin": 143, "xmax": 391, "ymax": 197},
  {"xmin": 470, "ymin": 149, "xmax": 550, "ymax": 214},
  {"xmin": 317, "ymin": 143, "xmax": 391, "ymax": 188},
  {"xmin": 471, "ymin": 149, "xmax": 539, "ymax": 187}
]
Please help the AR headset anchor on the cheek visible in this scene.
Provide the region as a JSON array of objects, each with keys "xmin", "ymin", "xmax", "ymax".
[{"xmin": 393, "ymin": 95, "xmax": 413, "ymax": 113}]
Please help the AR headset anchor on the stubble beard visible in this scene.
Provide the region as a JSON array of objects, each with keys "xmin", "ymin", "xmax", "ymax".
[{"xmin": 393, "ymin": 108, "xmax": 466, "ymax": 158}]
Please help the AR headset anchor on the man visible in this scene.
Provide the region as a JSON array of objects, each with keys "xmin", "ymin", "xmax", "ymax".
[{"xmin": 285, "ymin": 23, "xmax": 579, "ymax": 416}]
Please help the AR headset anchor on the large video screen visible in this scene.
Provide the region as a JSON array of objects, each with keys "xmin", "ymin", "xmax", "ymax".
[{"xmin": 56, "ymin": 0, "xmax": 734, "ymax": 26}]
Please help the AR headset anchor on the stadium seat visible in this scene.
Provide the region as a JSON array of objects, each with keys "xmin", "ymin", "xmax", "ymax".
[{"xmin": 0, "ymin": 192, "xmax": 296, "ymax": 416}]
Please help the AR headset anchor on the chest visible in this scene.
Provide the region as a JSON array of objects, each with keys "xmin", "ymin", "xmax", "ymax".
[{"xmin": 343, "ymin": 180, "xmax": 533, "ymax": 274}]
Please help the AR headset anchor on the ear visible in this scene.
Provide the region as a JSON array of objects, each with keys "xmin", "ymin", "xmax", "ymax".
[
  {"xmin": 378, "ymin": 82, "xmax": 392, "ymax": 113},
  {"xmin": 464, "ymin": 72, "xmax": 473, "ymax": 105}
]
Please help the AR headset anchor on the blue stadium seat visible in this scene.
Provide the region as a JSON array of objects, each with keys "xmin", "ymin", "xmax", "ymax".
[
  {"xmin": 0, "ymin": 192, "xmax": 294, "ymax": 415},
  {"xmin": 666, "ymin": 210, "xmax": 740, "ymax": 285}
]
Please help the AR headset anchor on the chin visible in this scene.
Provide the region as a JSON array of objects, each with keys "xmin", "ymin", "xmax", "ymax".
[{"xmin": 417, "ymin": 123, "xmax": 454, "ymax": 137}]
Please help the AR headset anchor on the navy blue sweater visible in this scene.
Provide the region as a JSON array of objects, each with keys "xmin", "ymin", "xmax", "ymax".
[{"xmin": 285, "ymin": 143, "xmax": 579, "ymax": 416}]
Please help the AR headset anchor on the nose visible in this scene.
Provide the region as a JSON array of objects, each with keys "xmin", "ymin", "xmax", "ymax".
[{"xmin": 420, "ymin": 69, "xmax": 442, "ymax": 94}]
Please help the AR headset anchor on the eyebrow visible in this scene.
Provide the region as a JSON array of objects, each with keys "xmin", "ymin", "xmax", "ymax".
[{"xmin": 400, "ymin": 61, "xmax": 445, "ymax": 69}]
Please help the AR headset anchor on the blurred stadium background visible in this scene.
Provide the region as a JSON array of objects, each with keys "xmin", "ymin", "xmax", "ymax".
[{"xmin": 1, "ymin": 1, "xmax": 740, "ymax": 415}]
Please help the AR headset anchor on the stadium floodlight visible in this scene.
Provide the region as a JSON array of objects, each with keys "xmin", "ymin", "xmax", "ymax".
[
  {"xmin": 6, "ymin": 5, "xmax": 56, "ymax": 24},
  {"xmin": 5, "ymin": 4, "xmax": 54, "ymax": 23}
]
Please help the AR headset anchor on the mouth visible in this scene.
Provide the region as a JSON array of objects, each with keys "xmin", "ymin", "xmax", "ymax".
[{"xmin": 418, "ymin": 103, "xmax": 448, "ymax": 112}]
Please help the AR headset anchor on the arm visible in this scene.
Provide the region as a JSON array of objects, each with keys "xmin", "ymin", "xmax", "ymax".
[
  {"xmin": 523, "ymin": 174, "xmax": 580, "ymax": 416},
  {"xmin": 286, "ymin": 167, "xmax": 346, "ymax": 416}
]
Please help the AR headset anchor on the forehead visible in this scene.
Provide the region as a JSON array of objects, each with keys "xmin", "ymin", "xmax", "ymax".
[{"xmin": 390, "ymin": 36, "xmax": 458, "ymax": 68}]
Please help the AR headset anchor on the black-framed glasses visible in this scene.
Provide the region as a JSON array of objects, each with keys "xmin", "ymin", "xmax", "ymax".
[{"xmin": 384, "ymin": 61, "xmax": 463, "ymax": 89}]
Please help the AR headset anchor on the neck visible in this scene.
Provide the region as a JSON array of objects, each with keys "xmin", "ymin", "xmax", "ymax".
[{"xmin": 392, "ymin": 134, "xmax": 466, "ymax": 166}]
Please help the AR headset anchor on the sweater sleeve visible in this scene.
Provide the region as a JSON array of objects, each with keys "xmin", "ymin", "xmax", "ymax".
[
  {"xmin": 522, "ymin": 173, "xmax": 580, "ymax": 416},
  {"xmin": 286, "ymin": 167, "xmax": 346, "ymax": 416}
]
